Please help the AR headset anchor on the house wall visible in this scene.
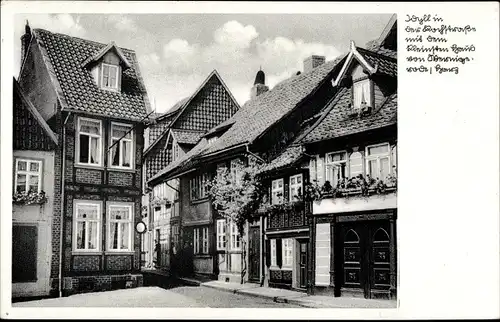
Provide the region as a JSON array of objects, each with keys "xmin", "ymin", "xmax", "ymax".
[
  {"xmin": 59, "ymin": 113, "xmax": 144, "ymax": 295},
  {"xmin": 12, "ymin": 150, "xmax": 55, "ymax": 298},
  {"xmin": 18, "ymin": 37, "xmax": 58, "ymax": 121}
]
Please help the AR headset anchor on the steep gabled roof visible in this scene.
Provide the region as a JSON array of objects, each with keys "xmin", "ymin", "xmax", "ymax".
[
  {"xmin": 169, "ymin": 128, "xmax": 205, "ymax": 146},
  {"xmin": 13, "ymin": 77, "xmax": 58, "ymax": 146},
  {"xmin": 143, "ymin": 70, "xmax": 240, "ymax": 156},
  {"xmin": 199, "ymin": 55, "xmax": 347, "ymax": 158},
  {"xmin": 29, "ymin": 28, "xmax": 150, "ymax": 122}
]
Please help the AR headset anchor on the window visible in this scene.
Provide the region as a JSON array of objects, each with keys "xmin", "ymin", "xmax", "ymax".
[
  {"xmin": 108, "ymin": 203, "xmax": 133, "ymax": 251},
  {"xmin": 271, "ymin": 178, "xmax": 284, "ymax": 205},
  {"xmin": 216, "ymin": 219, "xmax": 226, "ymax": 250},
  {"xmin": 230, "ymin": 159, "xmax": 242, "ymax": 185},
  {"xmin": 172, "ymin": 142, "xmax": 180, "ymax": 162},
  {"xmin": 190, "ymin": 173, "xmax": 209, "ymax": 200},
  {"xmin": 193, "ymin": 228, "xmax": 200, "ymax": 254},
  {"xmin": 289, "ymin": 174, "xmax": 303, "ymax": 201},
  {"xmin": 282, "ymin": 238, "xmax": 293, "ymax": 269},
  {"xmin": 77, "ymin": 118, "xmax": 102, "ymax": 166},
  {"xmin": 353, "ymin": 79, "xmax": 372, "ymax": 109},
  {"xmin": 202, "ymin": 227, "xmax": 209, "ymax": 254},
  {"xmin": 325, "ymin": 151, "xmax": 348, "ymax": 186},
  {"xmin": 74, "ymin": 201, "xmax": 101, "ymax": 251},
  {"xmin": 14, "ymin": 159, "xmax": 42, "ymax": 193},
  {"xmin": 270, "ymin": 239, "xmax": 277, "ymax": 267},
  {"xmin": 110, "ymin": 123, "xmax": 133, "ymax": 169},
  {"xmin": 101, "ymin": 63, "xmax": 119, "ymax": 89},
  {"xmin": 349, "ymin": 151, "xmax": 363, "ymax": 178},
  {"xmin": 230, "ymin": 221, "xmax": 241, "ymax": 250},
  {"xmin": 207, "ymin": 136, "xmax": 217, "ymax": 145},
  {"xmin": 366, "ymin": 143, "xmax": 391, "ymax": 181}
]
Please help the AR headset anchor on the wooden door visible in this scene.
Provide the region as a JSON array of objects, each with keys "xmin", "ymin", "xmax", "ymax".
[
  {"xmin": 12, "ymin": 225, "xmax": 37, "ymax": 283},
  {"xmin": 248, "ymin": 226, "xmax": 260, "ymax": 282},
  {"xmin": 339, "ymin": 220, "xmax": 392, "ymax": 299},
  {"xmin": 298, "ymin": 240, "xmax": 308, "ymax": 289}
]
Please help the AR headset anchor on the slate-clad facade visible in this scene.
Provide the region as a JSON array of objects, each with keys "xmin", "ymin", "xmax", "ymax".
[{"xmin": 16, "ymin": 23, "xmax": 150, "ymax": 296}]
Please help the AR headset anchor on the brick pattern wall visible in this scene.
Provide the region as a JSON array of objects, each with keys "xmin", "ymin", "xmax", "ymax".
[
  {"xmin": 62, "ymin": 274, "xmax": 143, "ymax": 296},
  {"xmin": 73, "ymin": 255, "xmax": 100, "ymax": 271},
  {"xmin": 106, "ymin": 255, "xmax": 132, "ymax": 271},
  {"xmin": 75, "ymin": 168, "xmax": 102, "ymax": 184},
  {"xmin": 108, "ymin": 171, "xmax": 133, "ymax": 186}
]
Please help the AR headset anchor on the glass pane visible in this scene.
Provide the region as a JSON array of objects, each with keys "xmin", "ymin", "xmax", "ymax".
[
  {"xmin": 16, "ymin": 174, "xmax": 26, "ymax": 193},
  {"xmin": 29, "ymin": 162, "xmax": 39, "ymax": 172},
  {"xmin": 368, "ymin": 160, "xmax": 378, "ymax": 178},
  {"xmin": 122, "ymin": 141, "xmax": 131, "ymax": 167},
  {"xmin": 111, "ymin": 207, "xmax": 129, "ymax": 220},
  {"xmin": 80, "ymin": 119, "xmax": 100, "ymax": 135},
  {"xmin": 272, "ymin": 181, "xmax": 277, "ymax": 189},
  {"xmin": 28, "ymin": 175, "xmax": 39, "ymax": 193},
  {"xmin": 77, "ymin": 205, "xmax": 98, "ymax": 219},
  {"xmin": 110, "ymin": 222, "xmax": 118, "ymax": 249},
  {"xmin": 120, "ymin": 223, "xmax": 129, "ymax": 250},
  {"xmin": 368, "ymin": 144, "xmax": 389, "ymax": 156},
  {"xmin": 112, "ymin": 124, "xmax": 131, "ymax": 139},
  {"xmin": 77, "ymin": 222, "xmax": 85, "ymax": 249},
  {"xmin": 291, "ymin": 177, "xmax": 295, "ymax": 185},
  {"xmin": 111, "ymin": 139, "xmax": 120, "ymax": 166},
  {"xmin": 18, "ymin": 161, "xmax": 27, "ymax": 171},
  {"xmin": 103, "ymin": 64, "xmax": 109, "ymax": 75},
  {"xmin": 349, "ymin": 152, "xmax": 363, "ymax": 178},
  {"xmin": 297, "ymin": 176, "xmax": 302, "ymax": 184},
  {"xmin": 380, "ymin": 157, "xmax": 390, "ymax": 180},
  {"xmin": 88, "ymin": 222, "xmax": 98, "ymax": 249},
  {"xmin": 90, "ymin": 137, "xmax": 100, "ymax": 164},
  {"xmin": 278, "ymin": 180, "xmax": 283, "ymax": 188},
  {"xmin": 79, "ymin": 135, "xmax": 89, "ymax": 163}
]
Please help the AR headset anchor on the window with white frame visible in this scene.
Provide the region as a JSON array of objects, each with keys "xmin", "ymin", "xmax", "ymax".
[
  {"xmin": 353, "ymin": 79, "xmax": 372, "ymax": 109},
  {"xmin": 101, "ymin": 63, "xmax": 119, "ymax": 90},
  {"xmin": 349, "ymin": 151, "xmax": 363, "ymax": 178},
  {"xmin": 289, "ymin": 174, "xmax": 303, "ymax": 201},
  {"xmin": 193, "ymin": 228, "xmax": 200, "ymax": 254},
  {"xmin": 202, "ymin": 227, "xmax": 209, "ymax": 254},
  {"xmin": 270, "ymin": 239, "xmax": 277, "ymax": 267},
  {"xmin": 230, "ymin": 221, "xmax": 241, "ymax": 250},
  {"xmin": 216, "ymin": 219, "xmax": 226, "ymax": 250},
  {"xmin": 366, "ymin": 143, "xmax": 391, "ymax": 181},
  {"xmin": 282, "ymin": 238, "xmax": 293, "ymax": 269},
  {"xmin": 14, "ymin": 159, "xmax": 42, "ymax": 194},
  {"xmin": 271, "ymin": 178, "xmax": 284, "ymax": 204},
  {"xmin": 325, "ymin": 151, "xmax": 348, "ymax": 186},
  {"xmin": 230, "ymin": 158, "xmax": 242, "ymax": 185},
  {"xmin": 74, "ymin": 201, "xmax": 101, "ymax": 251},
  {"xmin": 77, "ymin": 118, "xmax": 102, "ymax": 166},
  {"xmin": 110, "ymin": 123, "xmax": 133, "ymax": 169},
  {"xmin": 108, "ymin": 203, "xmax": 133, "ymax": 251}
]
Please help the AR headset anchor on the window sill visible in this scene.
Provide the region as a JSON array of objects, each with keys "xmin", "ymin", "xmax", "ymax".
[
  {"xmin": 74, "ymin": 164, "xmax": 104, "ymax": 171},
  {"xmin": 105, "ymin": 251, "xmax": 135, "ymax": 255},
  {"xmin": 107, "ymin": 167, "xmax": 136, "ymax": 173},
  {"xmin": 72, "ymin": 251, "xmax": 102, "ymax": 255}
]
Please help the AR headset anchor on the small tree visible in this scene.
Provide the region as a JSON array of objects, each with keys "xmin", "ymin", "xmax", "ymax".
[{"xmin": 206, "ymin": 157, "xmax": 265, "ymax": 283}]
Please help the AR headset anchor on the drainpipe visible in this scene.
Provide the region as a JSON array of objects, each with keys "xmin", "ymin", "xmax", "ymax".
[{"xmin": 58, "ymin": 112, "xmax": 71, "ymax": 297}]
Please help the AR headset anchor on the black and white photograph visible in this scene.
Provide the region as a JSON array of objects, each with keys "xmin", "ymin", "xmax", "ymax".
[{"xmin": 1, "ymin": 1, "xmax": 498, "ymax": 320}]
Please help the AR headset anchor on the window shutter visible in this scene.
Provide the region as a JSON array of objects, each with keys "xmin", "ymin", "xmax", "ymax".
[
  {"xmin": 265, "ymin": 239, "xmax": 271, "ymax": 268},
  {"xmin": 283, "ymin": 175, "xmax": 290, "ymax": 202},
  {"xmin": 276, "ymin": 238, "xmax": 282, "ymax": 268},
  {"xmin": 117, "ymin": 65, "xmax": 122, "ymax": 91}
]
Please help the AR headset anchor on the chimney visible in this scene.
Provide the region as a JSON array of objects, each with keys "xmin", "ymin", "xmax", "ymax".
[
  {"xmin": 20, "ymin": 20, "xmax": 32, "ymax": 67},
  {"xmin": 250, "ymin": 68, "xmax": 269, "ymax": 99},
  {"xmin": 303, "ymin": 55, "xmax": 325, "ymax": 73}
]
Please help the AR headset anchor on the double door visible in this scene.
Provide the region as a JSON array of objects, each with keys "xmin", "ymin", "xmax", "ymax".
[{"xmin": 337, "ymin": 220, "xmax": 392, "ymax": 299}]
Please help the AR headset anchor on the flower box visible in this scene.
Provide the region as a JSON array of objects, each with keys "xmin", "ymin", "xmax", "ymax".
[{"xmin": 12, "ymin": 191, "xmax": 48, "ymax": 206}]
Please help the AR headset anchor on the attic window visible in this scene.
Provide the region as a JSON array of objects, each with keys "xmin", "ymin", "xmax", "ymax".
[
  {"xmin": 207, "ymin": 136, "xmax": 218, "ymax": 145},
  {"xmin": 102, "ymin": 63, "xmax": 119, "ymax": 90},
  {"xmin": 353, "ymin": 78, "xmax": 373, "ymax": 110}
]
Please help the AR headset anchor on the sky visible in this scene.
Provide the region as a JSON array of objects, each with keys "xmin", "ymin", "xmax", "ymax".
[{"xmin": 13, "ymin": 13, "xmax": 392, "ymax": 113}]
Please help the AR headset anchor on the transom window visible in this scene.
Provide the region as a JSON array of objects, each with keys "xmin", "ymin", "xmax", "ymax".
[
  {"xmin": 107, "ymin": 203, "xmax": 133, "ymax": 251},
  {"xmin": 282, "ymin": 238, "xmax": 293, "ymax": 269},
  {"xmin": 77, "ymin": 118, "xmax": 102, "ymax": 166},
  {"xmin": 289, "ymin": 174, "xmax": 303, "ymax": 201},
  {"xmin": 366, "ymin": 143, "xmax": 391, "ymax": 181},
  {"xmin": 14, "ymin": 159, "xmax": 42, "ymax": 194},
  {"xmin": 102, "ymin": 63, "xmax": 119, "ymax": 89},
  {"xmin": 271, "ymin": 178, "xmax": 284, "ymax": 205},
  {"xmin": 74, "ymin": 201, "xmax": 101, "ymax": 251},
  {"xmin": 216, "ymin": 219, "xmax": 226, "ymax": 250},
  {"xmin": 353, "ymin": 79, "xmax": 372, "ymax": 109},
  {"xmin": 110, "ymin": 123, "xmax": 133, "ymax": 169},
  {"xmin": 325, "ymin": 151, "xmax": 348, "ymax": 187}
]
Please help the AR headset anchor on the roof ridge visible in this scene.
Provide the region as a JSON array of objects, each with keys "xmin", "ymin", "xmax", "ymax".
[
  {"xmin": 357, "ymin": 46, "xmax": 397, "ymax": 61},
  {"xmin": 33, "ymin": 28, "xmax": 136, "ymax": 53}
]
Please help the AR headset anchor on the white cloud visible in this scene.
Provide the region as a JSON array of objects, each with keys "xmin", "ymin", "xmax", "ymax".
[
  {"xmin": 139, "ymin": 52, "xmax": 160, "ymax": 67},
  {"xmin": 163, "ymin": 38, "xmax": 200, "ymax": 71},
  {"xmin": 108, "ymin": 15, "xmax": 138, "ymax": 32},
  {"xmin": 24, "ymin": 14, "xmax": 86, "ymax": 37},
  {"xmin": 213, "ymin": 20, "xmax": 258, "ymax": 49}
]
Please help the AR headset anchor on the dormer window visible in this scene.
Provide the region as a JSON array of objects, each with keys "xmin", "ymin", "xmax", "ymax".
[
  {"xmin": 353, "ymin": 78, "xmax": 373, "ymax": 110},
  {"xmin": 102, "ymin": 63, "xmax": 119, "ymax": 90},
  {"xmin": 207, "ymin": 136, "xmax": 218, "ymax": 145}
]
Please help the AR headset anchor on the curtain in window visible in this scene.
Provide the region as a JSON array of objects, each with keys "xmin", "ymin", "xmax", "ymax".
[
  {"xmin": 16, "ymin": 174, "xmax": 26, "ymax": 193},
  {"xmin": 88, "ymin": 222, "xmax": 97, "ymax": 249},
  {"xmin": 110, "ymin": 222, "xmax": 118, "ymax": 249},
  {"xmin": 120, "ymin": 222, "xmax": 129, "ymax": 250},
  {"xmin": 77, "ymin": 222, "xmax": 85, "ymax": 249},
  {"xmin": 111, "ymin": 139, "xmax": 120, "ymax": 166},
  {"xmin": 28, "ymin": 175, "xmax": 39, "ymax": 193},
  {"xmin": 90, "ymin": 137, "xmax": 99, "ymax": 164},
  {"xmin": 123, "ymin": 141, "xmax": 131, "ymax": 167}
]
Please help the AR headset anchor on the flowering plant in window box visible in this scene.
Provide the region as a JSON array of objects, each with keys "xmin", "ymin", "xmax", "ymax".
[
  {"xmin": 151, "ymin": 197, "xmax": 172, "ymax": 208},
  {"xmin": 12, "ymin": 190, "xmax": 48, "ymax": 205}
]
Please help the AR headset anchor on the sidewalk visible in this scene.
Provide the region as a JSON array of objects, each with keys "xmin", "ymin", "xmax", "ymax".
[{"xmin": 177, "ymin": 277, "xmax": 397, "ymax": 308}]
